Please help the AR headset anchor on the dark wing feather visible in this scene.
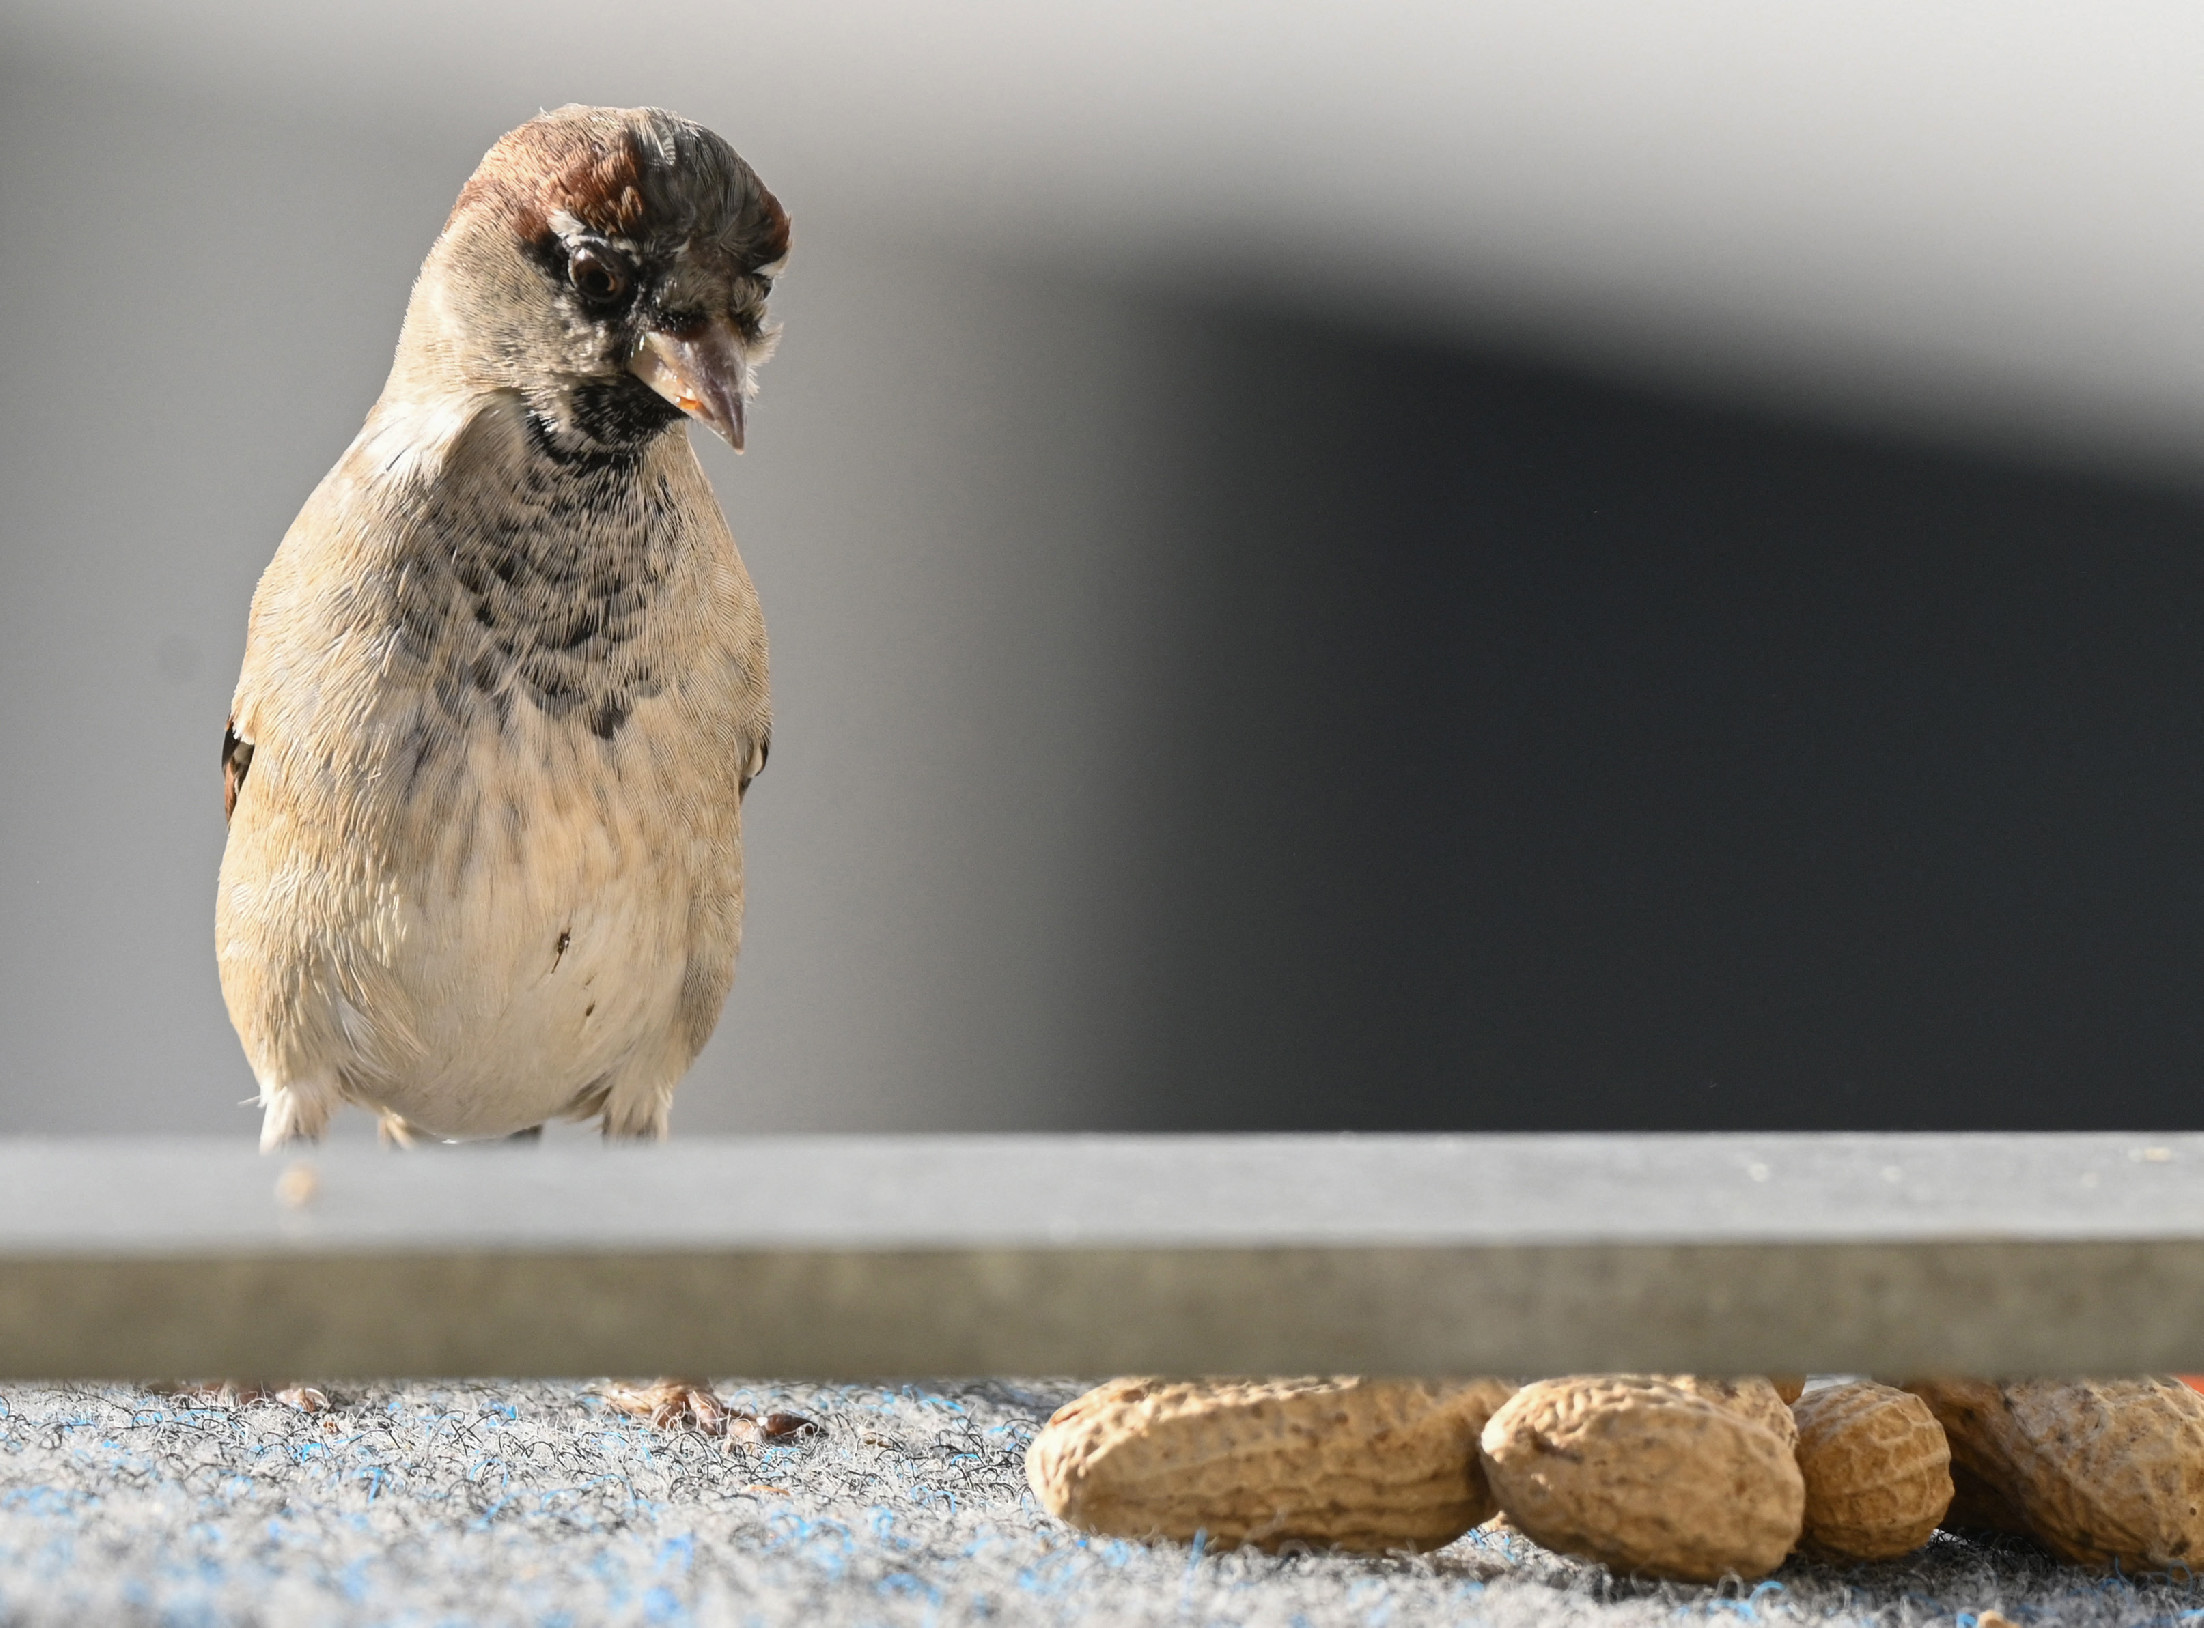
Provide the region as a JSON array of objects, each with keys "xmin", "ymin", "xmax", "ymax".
[
  {"xmin": 739, "ymin": 731, "xmax": 769, "ymax": 799},
  {"xmin": 222, "ymin": 721, "xmax": 254, "ymax": 824}
]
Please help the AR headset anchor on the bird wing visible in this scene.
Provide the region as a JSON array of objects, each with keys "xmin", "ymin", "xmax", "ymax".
[{"xmin": 222, "ymin": 720, "xmax": 254, "ymax": 825}]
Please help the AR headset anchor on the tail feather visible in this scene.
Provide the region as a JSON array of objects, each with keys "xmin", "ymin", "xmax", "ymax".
[{"xmin": 258, "ymin": 1076, "xmax": 343, "ymax": 1152}]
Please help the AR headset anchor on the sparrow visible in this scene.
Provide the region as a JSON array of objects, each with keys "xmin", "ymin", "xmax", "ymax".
[{"xmin": 216, "ymin": 105, "xmax": 787, "ymax": 1152}]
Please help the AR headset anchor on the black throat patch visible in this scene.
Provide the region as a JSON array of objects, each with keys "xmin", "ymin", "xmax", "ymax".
[{"xmin": 545, "ymin": 374, "xmax": 687, "ymax": 461}]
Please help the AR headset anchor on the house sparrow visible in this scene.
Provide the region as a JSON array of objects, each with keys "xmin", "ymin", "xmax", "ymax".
[{"xmin": 216, "ymin": 105, "xmax": 786, "ymax": 1152}]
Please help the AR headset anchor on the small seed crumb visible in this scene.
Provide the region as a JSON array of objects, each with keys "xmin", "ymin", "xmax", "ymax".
[{"xmin": 274, "ymin": 1162, "xmax": 319, "ymax": 1209}]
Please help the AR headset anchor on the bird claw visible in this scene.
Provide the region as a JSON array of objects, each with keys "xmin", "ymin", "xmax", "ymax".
[
  {"xmin": 602, "ymin": 1379, "xmax": 736, "ymax": 1436},
  {"xmin": 600, "ymin": 1380, "xmax": 817, "ymax": 1448},
  {"xmin": 157, "ymin": 1381, "xmax": 330, "ymax": 1412},
  {"xmin": 753, "ymin": 1409, "xmax": 821, "ymax": 1443}
]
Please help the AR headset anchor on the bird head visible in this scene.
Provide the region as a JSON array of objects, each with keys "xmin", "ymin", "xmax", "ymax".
[{"xmin": 401, "ymin": 105, "xmax": 788, "ymax": 455}]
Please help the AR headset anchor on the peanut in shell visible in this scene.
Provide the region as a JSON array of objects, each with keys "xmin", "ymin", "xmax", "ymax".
[
  {"xmin": 1026, "ymin": 1376, "xmax": 1516, "ymax": 1552},
  {"xmin": 1904, "ymin": 1377, "xmax": 2204, "ymax": 1572},
  {"xmin": 1480, "ymin": 1375, "xmax": 1804, "ymax": 1582},
  {"xmin": 1791, "ymin": 1381, "xmax": 1953, "ymax": 1560}
]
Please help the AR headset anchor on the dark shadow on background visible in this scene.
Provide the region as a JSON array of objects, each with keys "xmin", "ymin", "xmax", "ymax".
[{"xmin": 1118, "ymin": 301, "xmax": 2204, "ymax": 1131}]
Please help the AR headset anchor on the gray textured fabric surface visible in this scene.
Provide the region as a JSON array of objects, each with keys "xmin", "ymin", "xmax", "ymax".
[{"xmin": 0, "ymin": 1379, "xmax": 2194, "ymax": 1626}]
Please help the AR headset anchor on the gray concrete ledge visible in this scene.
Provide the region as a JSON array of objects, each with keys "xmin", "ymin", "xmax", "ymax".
[{"xmin": 0, "ymin": 1133, "xmax": 2198, "ymax": 1377}]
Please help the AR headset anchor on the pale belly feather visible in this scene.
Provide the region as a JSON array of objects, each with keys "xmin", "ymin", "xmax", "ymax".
[
  {"xmin": 218, "ymin": 686, "xmax": 745, "ymax": 1143},
  {"xmin": 351, "ymin": 708, "xmax": 739, "ymax": 1140}
]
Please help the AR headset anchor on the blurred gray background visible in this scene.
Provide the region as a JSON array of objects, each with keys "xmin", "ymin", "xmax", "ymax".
[{"xmin": 8, "ymin": 3, "xmax": 2204, "ymax": 1136}]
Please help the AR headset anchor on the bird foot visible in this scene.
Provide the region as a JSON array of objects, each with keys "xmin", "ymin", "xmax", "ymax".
[
  {"xmin": 600, "ymin": 1379, "xmax": 817, "ymax": 1447},
  {"xmin": 156, "ymin": 1381, "xmax": 330, "ymax": 1412}
]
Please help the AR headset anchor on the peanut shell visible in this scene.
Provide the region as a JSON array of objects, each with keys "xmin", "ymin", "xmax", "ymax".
[
  {"xmin": 1480, "ymin": 1375, "xmax": 1804, "ymax": 1581},
  {"xmin": 1905, "ymin": 1377, "xmax": 2204, "ymax": 1571},
  {"xmin": 1026, "ymin": 1376, "xmax": 1516, "ymax": 1552},
  {"xmin": 1662, "ymin": 1375, "xmax": 1798, "ymax": 1446},
  {"xmin": 1791, "ymin": 1381, "xmax": 1952, "ymax": 1560}
]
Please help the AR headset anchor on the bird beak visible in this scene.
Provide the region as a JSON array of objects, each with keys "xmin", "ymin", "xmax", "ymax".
[{"xmin": 629, "ymin": 318, "xmax": 752, "ymax": 451}]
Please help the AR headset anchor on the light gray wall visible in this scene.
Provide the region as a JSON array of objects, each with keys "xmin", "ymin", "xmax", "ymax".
[{"xmin": 0, "ymin": 57, "xmax": 1181, "ymax": 1135}]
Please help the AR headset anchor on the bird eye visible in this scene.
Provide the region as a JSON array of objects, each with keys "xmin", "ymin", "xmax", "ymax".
[{"xmin": 568, "ymin": 245, "xmax": 631, "ymax": 307}]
